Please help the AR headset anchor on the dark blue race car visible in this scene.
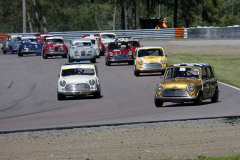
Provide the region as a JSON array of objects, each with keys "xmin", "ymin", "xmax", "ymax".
[{"xmin": 18, "ymin": 36, "xmax": 42, "ymax": 57}]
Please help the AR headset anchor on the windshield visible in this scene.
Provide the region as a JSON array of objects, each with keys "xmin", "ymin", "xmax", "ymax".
[
  {"xmin": 129, "ymin": 41, "xmax": 140, "ymax": 47},
  {"xmin": 101, "ymin": 34, "xmax": 115, "ymax": 39},
  {"xmin": 138, "ymin": 49, "xmax": 163, "ymax": 57},
  {"xmin": 47, "ymin": 39, "xmax": 63, "ymax": 43},
  {"xmin": 22, "ymin": 38, "xmax": 38, "ymax": 43},
  {"xmin": 109, "ymin": 42, "xmax": 129, "ymax": 50},
  {"xmin": 61, "ymin": 68, "xmax": 95, "ymax": 77},
  {"xmin": 165, "ymin": 67, "xmax": 200, "ymax": 79}
]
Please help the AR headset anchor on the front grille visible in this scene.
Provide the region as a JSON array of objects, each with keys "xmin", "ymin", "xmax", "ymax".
[
  {"xmin": 162, "ymin": 89, "xmax": 189, "ymax": 97},
  {"xmin": 54, "ymin": 47, "xmax": 58, "ymax": 51},
  {"xmin": 113, "ymin": 54, "xmax": 128, "ymax": 60},
  {"xmin": 65, "ymin": 83, "xmax": 90, "ymax": 92},
  {"xmin": 142, "ymin": 63, "xmax": 162, "ymax": 69}
]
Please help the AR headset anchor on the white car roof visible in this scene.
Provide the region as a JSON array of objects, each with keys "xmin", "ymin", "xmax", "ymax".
[
  {"xmin": 21, "ymin": 36, "xmax": 37, "ymax": 39},
  {"xmin": 71, "ymin": 38, "xmax": 91, "ymax": 43},
  {"xmin": 137, "ymin": 46, "xmax": 163, "ymax": 50},
  {"xmin": 61, "ymin": 62, "xmax": 95, "ymax": 70},
  {"xmin": 46, "ymin": 36, "xmax": 64, "ymax": 40}
]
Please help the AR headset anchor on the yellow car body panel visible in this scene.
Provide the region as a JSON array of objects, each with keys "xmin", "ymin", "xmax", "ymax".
[
  {"xmin": 154, "ymin": 63, "xmax": 219, "ymax": 106},
  {"xmin": 134, "ymin": 47, "xmax": 167, "ymax": 75}
]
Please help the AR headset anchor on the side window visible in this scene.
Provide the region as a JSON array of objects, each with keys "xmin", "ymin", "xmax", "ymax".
[
  {"xmin": 206, "ymin": 67, "xmax": 213, "ymax": 79},
  {"xmin": 202, "ymin": 68, "xmax": 208, "ymax": 79}
]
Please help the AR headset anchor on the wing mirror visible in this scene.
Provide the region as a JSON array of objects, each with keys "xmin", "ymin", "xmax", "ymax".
[{"xmin": 160, "ymin": 75, "xmax": 164, "ymax": 79}]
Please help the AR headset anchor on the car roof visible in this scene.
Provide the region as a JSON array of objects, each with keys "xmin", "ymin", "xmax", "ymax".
[
  {"xmin": 100, "ymin": 33, "xmax": 116, "ymax": 36},
  {"xmin": 137, "ymin": 46, "xmax": 163, "ymax": 50},
  {"xmin": 34, "ymin": 33, "xmax": 52, "ymax": 36},
  {"xmin": 46, "ymin": 36, "xmax": 63, "ymax": 40},
  {"xmin": 21, "ymin": 36, "xmax": 37, "ymax": 39},
  {"xmin": 64, "ymin": 62, "xmax": 93, "ymax": 66},
  {"xmin": 169, "ymin": 63, "xmax": 210, "ymax": 67}
]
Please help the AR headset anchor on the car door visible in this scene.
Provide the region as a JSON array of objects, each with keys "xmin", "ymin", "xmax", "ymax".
[
  {"xmin": 201, "ymin": 67, "xmax": 211, "ymax": 99},
  {"xmin": 206, "ymin": 66, "xmax": 217, "ymax": 97}
]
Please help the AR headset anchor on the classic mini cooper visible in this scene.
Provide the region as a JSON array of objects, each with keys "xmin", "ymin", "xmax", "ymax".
[
  {"xmin": 83, "ymin": 37, "xmax": 100, "ymax": 57},
  {"xmin": 100, "ymin": 33, "xmax": 116, "ymax": 49},
  {"xmin": 1, "ymin": 35, "xmax": 22, "ymax": 54},
  {"xmin": 105, "ymin": 41, "xmax": 134, "ymax": 66},
  {"xmin": 83, "ymin": 34, "xmax": 105, "ymax": 56},
  {"xmin": 126, "ymin": 39, "xmax": 141, "ymax": 54},
  {"xmin": 42, "ymin": 36, "xmax": 68, "ymax": 59},
  {"xmin": 134, "ymin": 47, "xmax": 167, "ymax": 76},
  {"xmin": 154, "ymin": 63, "xmax": 219, "ymax": 107},
  {"xmin": 34, "ymin": 33, "xmax": 53, "ymax": 45},
  {"xmin": 57, "ymin": 62, "xmax": 101, "ymax": 100},
  {"xmin": 17, "ymin": 36, "xmax": 42, "ymax": 56},
  {"xmin": 68, "ymin": 38, "xmax": 97, "ymax": 63}
]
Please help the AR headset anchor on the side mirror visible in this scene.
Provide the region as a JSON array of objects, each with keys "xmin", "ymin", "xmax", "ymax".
[{"xmin": 160, "ymin": 75, "xmax": 164, "ymax": 79}]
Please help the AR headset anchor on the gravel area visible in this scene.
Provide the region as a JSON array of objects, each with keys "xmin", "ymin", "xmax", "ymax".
[{"xmin": 1, "ymin": 118, "xmax": 240, "ymax": 160}]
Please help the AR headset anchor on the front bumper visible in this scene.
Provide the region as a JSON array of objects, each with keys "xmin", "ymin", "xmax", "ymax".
[
  {"xmin": 108, "ymin": 55, "xmax": 133, "ymax": 63},
  {"xmin": 58, "ymin": 90, "xmax": 97, "ymax": 96},
  {"xmin": 136, "ymin": 67, "xmax": 166, "ymax": 73},
  {"xmin": 45, "ymin": 51, "xmax": 67, "ymax": 56},
  {"xmin": 154, "ymin": 95, "xmax": 197, "ymax": 102},
  {"xmin": 20, "ymin": 49, "xmax": 41, "ymax": 54}
]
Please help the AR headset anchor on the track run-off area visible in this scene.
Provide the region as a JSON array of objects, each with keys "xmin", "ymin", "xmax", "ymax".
[{"xmin": 0, "ymin": 40, "xmax": 240, "ymax": 132}]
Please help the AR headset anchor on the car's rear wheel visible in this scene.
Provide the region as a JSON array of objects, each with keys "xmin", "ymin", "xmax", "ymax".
[
  {"xmin": 155, "ymin": 99, "xmax": 163, "ymax": 107},
  {"xmin": 57, "ymin": 92, "xmax": 65, "ymax": 100},
  {"xmin": 194, "ymin": 91, "xmax": 203, "ymax": 105},
  {"xmin": 211, "ymin": 87, "xmax": 219, "ymax": 103}
]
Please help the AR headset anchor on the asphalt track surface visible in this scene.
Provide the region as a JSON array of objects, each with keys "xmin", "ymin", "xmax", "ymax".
[{"xmin": 0, "ymin": 40, "xmax": 240, "ymax": 132}]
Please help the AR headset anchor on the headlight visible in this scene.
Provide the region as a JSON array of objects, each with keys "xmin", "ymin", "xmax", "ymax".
[
  {"xmin": 138, "ymin": 60, "xmax": 143, "ymax": 65},
  {"xmin": 35, "ymin": 45, "xmax": 38, "ymax": 48},
  {"xmin": 89, "ymin": 79, "xmax": 95, "ymax": 86},
  {"xmin": 60, "ymin": 80, "xmax": 66, "ymax": 87},
  {"xmin": 99, "ymin": 46, "xmax": 102, "ymax": 50},
  {"xmin": 109, "ymin": 52, "xmax": 113, "ymax": 56},
  {"xmin": 161, "ymin": 59, "xmax": 166, "ymax": 64},
  {"xmin": 156, "ymin": 84, "xmax": 163, "ymax": 91},
  {"xmin": 128, "ymin": 51, "xmax": 132, "ymax": 55},
  {"xmin": 188, "ymin": 84, "xmax": 195, "ymax": 91}
]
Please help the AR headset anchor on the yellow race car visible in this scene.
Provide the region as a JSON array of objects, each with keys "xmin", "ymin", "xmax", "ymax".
[
  {"xmin": 134, "ymin": 47, "xmax": 167, "ymax": 76},
  {"xmin": 154, "ymin": 63, "xmax": 219, "ymax": 107}
]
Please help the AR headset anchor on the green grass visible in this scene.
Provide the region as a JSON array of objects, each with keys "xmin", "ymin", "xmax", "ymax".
[{"xmin": 167, "ymin": 54, "xmax": 240, "ymax": 88}]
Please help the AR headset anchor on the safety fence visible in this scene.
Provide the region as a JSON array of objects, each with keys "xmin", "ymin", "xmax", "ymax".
[
  {"xmin": 6, "ymin": 28, "xmax": 187, "ymax": 41},
  {"xmin": 0, "ymin": 33, "xmax": 8, "ymax": 44}
]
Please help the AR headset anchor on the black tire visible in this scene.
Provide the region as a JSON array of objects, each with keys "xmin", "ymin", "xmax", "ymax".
[
  {"xmin": 211, "ymin": 87, "xmax": 219, "ymax": 103},
  {"xmin": 100, "ymin": 51, "xmax": 104, "ymax": 56},
  {"xmin": 134, "ymin": 67, "xmax": 139, "ymax": 76},
  {"xmin": 93, "ymin": 86, "xmax": 101, "ymax": 98},
  {"xmin": 62, "ymin": 54, "xmax": 67, "ymax": 58},
  {"xmin": 43, "ymin": 52, "xmax": 47, "ymax": 59},
  {"xmin": 68, "ymin": 56, "xmax": 73, "ymax": 63},
  {"xmin": 10, "ymin": 47, "xmax": 14, "ymax": 54},
  {"xmin": 3, "ymin": 50, "xmax": 6, "ymax": 54},
  {"xmin": 57, "ymin": 92, "xmax": 65, "ymax": 100},
  {"xmin": 194, "ymin": 91, "xmax": 203, "ymax": 105},
  {"xmin": 106, "ymin": 60, "xmax": 111, "ymax": 66},
  {"xmin": 18, "ymin": 49, "xmax": 23, "ymax": 57},
  {"xmin": 155, "ymin": 99, "xmax": 163, "ymax": 107},
  {"xmin": 90, "ymin": 58, "xmax": 96, "ymax": 63}
]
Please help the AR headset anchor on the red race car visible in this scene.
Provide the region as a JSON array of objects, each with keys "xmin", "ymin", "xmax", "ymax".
[
  {"xmin": 34, "ymin": 33, "xmax": 53, "ymax": 45},
  {"xmin": 105, "ymin": 41, "xmax": 134, "ymax": 66},
  {"xmin": 42, "ymin": 36, "xmax": 68, "ymax": 59},
  {"xmin": 126, "ymin": 39, "xmax": 141, "ymax": 53},
  {"xmin": 83, "ymin": 34, "xmax": 105, "ymax": 56}
]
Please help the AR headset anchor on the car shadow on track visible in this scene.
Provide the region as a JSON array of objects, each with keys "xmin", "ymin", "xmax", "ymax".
[
  {"xmin": 61, "ymin": 95, "xmax": 103, "ymax": 101},
  {"xmin": 160, "ymin": 101, "xmax": 221, "ymax": 108}
]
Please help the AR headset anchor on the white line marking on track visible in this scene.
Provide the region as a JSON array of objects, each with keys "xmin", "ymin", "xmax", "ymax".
[{"xmin": 219, "ymin": 81, "xmax": 240, "ymax": 91}]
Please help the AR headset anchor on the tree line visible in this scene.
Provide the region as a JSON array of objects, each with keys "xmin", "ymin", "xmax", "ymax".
[{"xmin": 0, "ymin": 0, "xmax": 239, "ymax": 33}]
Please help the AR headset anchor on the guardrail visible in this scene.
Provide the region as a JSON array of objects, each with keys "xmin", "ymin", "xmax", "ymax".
[{"xmin": 7, "ymin": 28, "xmax": 187, "ymax": 41}]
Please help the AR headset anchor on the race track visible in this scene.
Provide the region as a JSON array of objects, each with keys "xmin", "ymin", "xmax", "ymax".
[{"xmin": 0, "ymin": 40, "xmax": 240, "ymax": 132}]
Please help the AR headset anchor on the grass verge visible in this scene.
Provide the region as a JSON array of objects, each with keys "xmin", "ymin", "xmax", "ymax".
[{"xmin": 167, "ymin": 54, "xmax": 240, "ymax": 88}]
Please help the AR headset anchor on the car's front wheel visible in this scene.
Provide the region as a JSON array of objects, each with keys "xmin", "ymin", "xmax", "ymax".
[
  {"xmin": 194, "ymin": 91, "xmax": 203, "ymax": 105},
  {"xmin": 18, "ymin": 49, "xmax": 23, "ymax": 57},
  {"xmin": 62, "ymin": 54, "xmax": 67, "ymax": 58},
  {"xmin": 43, "ymin": 52, "xmax": 47, "ymax": 59},
  {"xmin": 57, "ymin": 92, "xmax": 65, "ymax": 100},
  {"xmin": 106, "ymin": 59, "xmax": 111, "ymax": 66},
  {"xmin": 211, "ymin": 87, "xmax": 219, "ymax": 103},
  {"xmin": 134, "ymin": 66, "xmax": 139, "ymax": 76},
  {"xmin": 3, "ymin": 50, "xmax": 6, "ymax": 54},
  {"xmin": 90, "ymin": 58, "xmax": 96, "ymax": 63},
  {"xmin": 155, "ymin": 99, "xmax": 163, "ymax": 107},
  {"xmin": 68, "ymin": 56, "xmax": 73, "ymax": 63}
]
